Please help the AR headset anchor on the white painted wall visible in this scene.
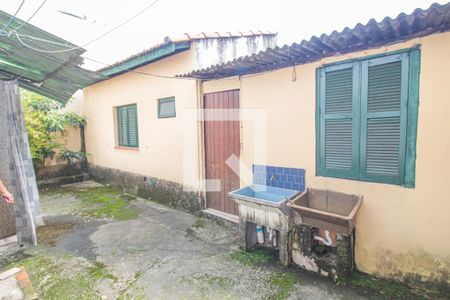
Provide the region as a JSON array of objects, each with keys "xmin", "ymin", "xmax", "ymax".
[{"xmin": 194, "ymin": 35, "xmax": 276, "ymax": 70}]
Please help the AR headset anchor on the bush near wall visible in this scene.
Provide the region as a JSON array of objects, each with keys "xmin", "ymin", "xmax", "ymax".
[{"xmin": 21, "ymin": 90, "xmax": 87, "ymax": 178}]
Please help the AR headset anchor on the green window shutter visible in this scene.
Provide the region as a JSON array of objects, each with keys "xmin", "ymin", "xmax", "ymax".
[
  {"xmin": 127, "ymin": 105, "xmax": 139, "ymax": 147},
  {"xmin": 117, "ymin": 107, "xmax": 128, "ymax": 146},
  {"xmin": 359, "ymin": 54, "xmax": 408, "ymax": 184},
  {"xmin": 116, "ymin": 104, "xmax": 138, "ymax": 147},
  {"xmin": 317, "ymin": 63, "xmax": 360, "ymax": 179}
]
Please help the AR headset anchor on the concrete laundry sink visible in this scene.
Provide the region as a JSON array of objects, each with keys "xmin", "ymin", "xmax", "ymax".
[
  {"xmin": 229, "ymin": 184, "xmax": 302, "ymax": 210},
  {"xmin": 229, "ymin": 184, "xmax": 302, "ymax": 266},
  {"xmin": 288, "ymin": 188, "xmax": 362, "ymax": 234}
]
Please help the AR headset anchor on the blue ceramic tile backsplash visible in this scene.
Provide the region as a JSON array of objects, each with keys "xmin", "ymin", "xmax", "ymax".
[{"xmin": 253, "ymin": 164, "xmax": 305, "ymax": 191}]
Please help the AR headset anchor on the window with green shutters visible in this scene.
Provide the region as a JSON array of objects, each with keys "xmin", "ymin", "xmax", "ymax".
[
  {"xmin": 316, "ymin": 49, "xmax": 420, "ymax": 187},
  {"xmin": 116, "ymin": 104, "xmax": 139, "ymax": 148}
]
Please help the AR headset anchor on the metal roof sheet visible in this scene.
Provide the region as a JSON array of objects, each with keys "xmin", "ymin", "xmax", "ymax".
[
  {"xmin": 0, "ymin": 10, "xmax": 104, "ymax": 104},
  {"xmin": 180, "ymin": 2, "xmax": 450, "ymax": 80}
]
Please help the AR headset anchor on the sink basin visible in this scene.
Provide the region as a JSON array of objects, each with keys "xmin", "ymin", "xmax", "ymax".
[
  {"xmin": 288, "ymin": 188, "xmax": 362, "ymax": 234},
  {"xmin": 229, "ymin": 184, "xmax": 302, "ymax": 208}
]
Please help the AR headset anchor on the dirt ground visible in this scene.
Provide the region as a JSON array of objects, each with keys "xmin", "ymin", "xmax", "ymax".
[{"xmin": 0, "ymin": 181, "xmax": 427, "ymax": 300}]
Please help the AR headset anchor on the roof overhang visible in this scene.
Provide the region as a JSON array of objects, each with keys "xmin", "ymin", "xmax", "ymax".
[
  {"xmin": 0, "ymin": 10, "xmax": 104, "ymax": 104},
  {"xmin": 98, "ymin": 41, "xmax": 191, "ymax": 78}
]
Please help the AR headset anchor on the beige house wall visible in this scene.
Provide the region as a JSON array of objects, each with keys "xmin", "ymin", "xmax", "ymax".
[
  {"xmin": 40, "ymin": 127, "xmax": 82, "ymax": 178},
  {"xmin": 203, "ymin": 32, "xmax": 450, "ymax": 283},
  {"xmin": 83, "ymin": 49, "xmax": 200, "ymax": 186}
]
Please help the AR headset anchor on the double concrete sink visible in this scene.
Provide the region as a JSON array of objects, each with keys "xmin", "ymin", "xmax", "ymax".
[{"xmin": 229, "ymin": 185, "xmax": 362, "ymax": 234}]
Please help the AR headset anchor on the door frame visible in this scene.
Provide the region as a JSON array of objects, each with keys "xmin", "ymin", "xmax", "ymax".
[{"xmin": 202, "ymin": 89, "xmax": 241, "ymax": 217}]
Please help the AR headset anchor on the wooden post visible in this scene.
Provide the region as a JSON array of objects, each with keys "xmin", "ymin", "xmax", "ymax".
[
  {"xmin": 80, "ymin": 124, "xmax": 88, "ymax": 172},
  {"xmin": 0, "ymin": 80, "xmax": 41, "ymax": 246}
]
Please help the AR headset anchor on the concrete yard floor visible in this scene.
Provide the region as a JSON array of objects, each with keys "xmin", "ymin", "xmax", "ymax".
[{"xmin": 0, "ymin": 181, "xmax": 426, "ymax": 300}]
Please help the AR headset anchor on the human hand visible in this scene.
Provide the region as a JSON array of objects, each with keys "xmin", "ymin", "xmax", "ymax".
[{"xmin": 2, "ymin": 192, "xmax": 14, "ymax": 204}]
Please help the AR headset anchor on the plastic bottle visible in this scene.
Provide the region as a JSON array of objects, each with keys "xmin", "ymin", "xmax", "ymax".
[{"xmin": 256, "ymin": 225, "xmax": 264, "ymax": 243}]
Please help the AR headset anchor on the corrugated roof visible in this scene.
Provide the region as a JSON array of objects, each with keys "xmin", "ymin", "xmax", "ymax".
[
  {"xmin": 180, "ymin": 2, "xmax": 450, "ymax": 79},
  {"xmin": 0, "ymin": 10, "xmax": 104, "ymax": 104},
  {"xmin": 97, "ymin": 31, "xmax": 277, "ymax": 77}
]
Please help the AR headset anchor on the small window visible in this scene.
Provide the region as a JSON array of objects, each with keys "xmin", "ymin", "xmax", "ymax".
[
  {"xmin": 158, "ymin": 97, "xmax": 176, "ymax": 118},
  {"xmin": 116, "ymin": 104, "xmax": 139, "ymax": 147}
]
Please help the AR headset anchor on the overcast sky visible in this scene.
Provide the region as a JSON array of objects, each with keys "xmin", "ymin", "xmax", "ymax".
[{"xmin": 2, "ymin": 0, "xmax": 446, "ymax": 70}]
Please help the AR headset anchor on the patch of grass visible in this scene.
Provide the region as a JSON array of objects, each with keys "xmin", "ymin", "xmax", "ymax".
[
  {"xmin": 0, "ymin": 250, "xmax": 31, "ymax": 270},
  {"xmin": 7, "ymin": 254, "xmax": 101, "ymax": 300},
  {"xmin": 55, "ymin": 187, "xmax": 138, "ymax": 221},
  {"xmin": 230, "ymin": 249, "xmax": 273, "ymax": 266},
  {"xmin": 82, "ymin": 195, "xmax": 138, "ymax": 220},
  {"xmin": 117, "ymin": 270, "xmax": 145, "ymax": 300},
  {"xmin": 268, "ymin": 271, "xmax": 299, "ymax": 300},
  {"xmin": 346, "ymin": 272, "xmax": 417, "ymax": 299},
  {"xmin": 77, "ymin": 187, "xmax": 138, "ymax": 220},
  {"xmin": 192, "ymin": 218, "xmax": 208, "ymax": 229},
  {"xmin": 46, "ymin": 186, "xmax": 139, "ymax": 221},
  {"xmin": 88, "ymin": 261, "xmax": 118, "ymax": 282}
]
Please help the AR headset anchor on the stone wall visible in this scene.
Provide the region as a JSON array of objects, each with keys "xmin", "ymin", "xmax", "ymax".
[
  {"xmin": 37, "ymin": 163, "xmax": 83, "ymax": 180},
  {"xmin": 89, "ymin": 164, "xmax": 202, "ymax": 214}
]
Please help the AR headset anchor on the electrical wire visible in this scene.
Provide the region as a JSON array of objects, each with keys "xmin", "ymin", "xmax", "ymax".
[
  {"xmin": 9, "ymin": 28, "xmax": 195, "ymax": 80},
  {"xmin": 13, "ymin": 0, "xmax": 47, "ymax": 32},
  {"xmin": 8, "ymin": 0, "xmax": 162, "ymax": 53},
  {"xmin": 84, "ymin": 55, "xmax": 288, "ymax": 81},
  {"xmin": 1, "ymin": 0, "xmax": 26, "ymax": 35},
  {"xmin": 13, "ymin": 31, "xmax": 284, "ymax": 82},
  {"xmin": 8, "ymin": 15, "xmax": 282, "ymax": 82}
]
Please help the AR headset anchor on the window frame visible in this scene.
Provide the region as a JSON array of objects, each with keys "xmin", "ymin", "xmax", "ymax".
[
  {"xmin": 157, "ymin": 96, "xmax": 176, "ymax": 118},
  {"xmin": 116, "ymin": 103, "xmax": 139, "ymax": 148},
  {"xmin": 316, "ymin": 47, "xmax": 420, "ymax": 187}
]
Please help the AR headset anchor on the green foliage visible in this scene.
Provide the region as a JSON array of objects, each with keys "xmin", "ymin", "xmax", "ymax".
[
  {"xmin": 345, "ymin": 272, "xmax": 417, "ymax": 299},
  {"xmin": 88, "ymin": 262, "xmax": 118, "ymax": 281},
  {"xmin": 26, "ymin": 94, "xmax": 62, "ymax": 112},
  {"xmin": 44, "ymin": 111, "xmax": 67, "ymax": 132},
  {"xmin": 5, "ymin": 254, "xmax": 101, "ymax": 299},
  {"xmin": 60, "ymin": 150, "xmax": 87, "ymax": 165},
  {"xmin": 230, "ymin": 249, "xmax": 273, "ymax": 266},
  {"xmin": 75, "ymin": 187, "xmax": 138, "ymax": 220},
  {"xmin": 21, "ymin": 90, "xmax": 86, "ymax": 170},
  {"xmin": 65, "ymin": 112, "xmax": 86, "ymax": 127},
  {"xmin": 268, "ymin": 272, "xmax": 298, "ymax": 300}
]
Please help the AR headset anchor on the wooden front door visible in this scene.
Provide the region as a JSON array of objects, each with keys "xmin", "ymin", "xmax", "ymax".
[{"xmin": 204, "ymin": 90, "xmax": 240, "ymax": 216}]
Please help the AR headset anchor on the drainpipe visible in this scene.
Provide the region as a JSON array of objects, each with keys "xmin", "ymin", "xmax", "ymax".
[{"xmin": 195, "ymin": 79, "xmax": 206, "ymax": 208}]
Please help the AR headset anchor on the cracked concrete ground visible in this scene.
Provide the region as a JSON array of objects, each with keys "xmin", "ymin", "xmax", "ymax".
[{"xmin": 0, "ymin": 181, "xmax": 422, "ymax": 299}]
